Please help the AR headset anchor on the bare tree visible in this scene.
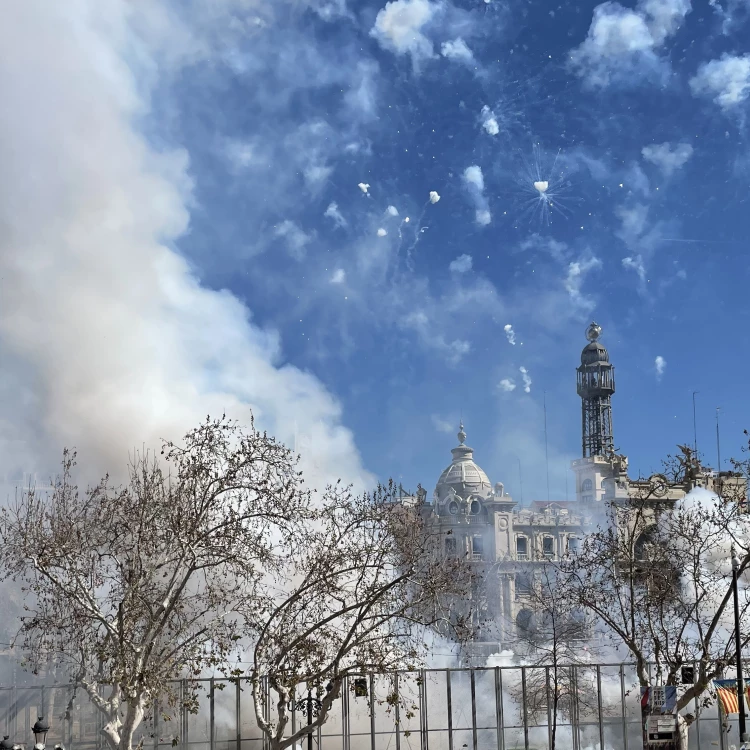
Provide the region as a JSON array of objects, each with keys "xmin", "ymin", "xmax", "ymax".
[
  {"xmin": 508, "ymin": 565, "xmax": 601, "ymax": 749},
  {"xmin": 249, "ymin": 484, "xmax": 474, "ymax": 750},
  {"xmin": 0, "ymin": 415, "xmax": 314, "ymax": 750},
  {"xmin": 560, "ymin": 446, "xmax": 750, "ymax": 727}
]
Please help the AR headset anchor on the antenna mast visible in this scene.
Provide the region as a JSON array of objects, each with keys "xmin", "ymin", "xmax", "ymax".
[
  {"xmin": 544, "ymin": 391, "xmax": 550, "ymax": 503},
  {"xmin": 716, "ymin": 407, "xmax": 722, "ymax": 471},
  {"xmin": 692, "ymin": 391, "xmax": 699, "ymax": 459}
]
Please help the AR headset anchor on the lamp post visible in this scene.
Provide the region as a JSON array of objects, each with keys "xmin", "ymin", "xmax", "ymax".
[
  {"xmin": 1, "ymin": 717, "xmax": 63, "ymax": 750},
  {"xmin": 287, "ymin": 687, "xmax": 325, "ymax": 750},
  {"xmin": 731, "ymin": 545, "xmax": 749, "ymax": 746}
]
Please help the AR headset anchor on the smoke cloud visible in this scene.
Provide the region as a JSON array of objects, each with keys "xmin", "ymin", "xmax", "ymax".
[{"xmin": 0, "ymin": 2, "xmax": 371, "ymax": 494}]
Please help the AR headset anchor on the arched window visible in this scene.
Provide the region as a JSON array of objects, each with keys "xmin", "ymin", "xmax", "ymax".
[
  {"xmin": 448, "ymin": 501, "xmax": 458, "ymax": 515},
  {"xmin": 582, "ymin": 478, "xmax": 593, "ymax": 492},
  {"xmin": 470, "ymin": 499, "xmax": 481, "ymax": 515},
  {"xmin": 635, "ymin": 527, "xmax": 657, "ymax": 562},
  {"xmin": 516, "ymin": 608, "xmax": 534, "ymax": 632}
]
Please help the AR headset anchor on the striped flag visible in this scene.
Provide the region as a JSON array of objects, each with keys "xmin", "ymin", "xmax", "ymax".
[{"xmin": 714, "ymin": 679, "xmax": 750, "ymax": 714}]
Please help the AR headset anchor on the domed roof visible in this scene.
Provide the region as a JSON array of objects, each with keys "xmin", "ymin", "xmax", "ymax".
[
  {"xmin": 580, "ymin": 322, "xmax": 610, "ymax": 365},
  {"xmin": 434, "ymin": 422, "xmax": 493, "ymax": 501}
]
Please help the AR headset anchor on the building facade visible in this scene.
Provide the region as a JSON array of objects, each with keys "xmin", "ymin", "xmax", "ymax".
[{"xmin": 417, "ymin": 322, "xmax": 746, "ymax": 654}]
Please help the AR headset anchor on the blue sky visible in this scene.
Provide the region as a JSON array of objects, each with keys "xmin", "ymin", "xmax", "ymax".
[{"xmin": 2, "ymin": 0, "xmax": 750, "ymax": 501}]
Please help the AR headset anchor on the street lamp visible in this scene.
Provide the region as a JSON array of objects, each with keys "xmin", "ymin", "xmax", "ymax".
[
  {"xmin": 0, "ymin": 718, "xmax": 63, "ymax": 750},
  {"xmin": 31, "ymin": 718, "xmax": 49, "ymax": 750},
  {"xmin": 731, "ymin": 545, "xmax": 749, "ymax": 746},
  {"xmin": 287, "ymin": 685, "xmax": 329, "ymax": 750}
]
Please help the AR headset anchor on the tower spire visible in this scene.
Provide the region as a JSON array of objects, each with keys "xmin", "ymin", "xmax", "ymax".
[{"xmin": 577, "ymin": 322, "xmax": 616, "ymax": 458}]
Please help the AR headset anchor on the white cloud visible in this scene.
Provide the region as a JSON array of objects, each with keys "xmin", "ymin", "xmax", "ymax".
[
  {"xmin": 449, "ymin": 254, "xmax": 472, "ymax": 273},
  {"xmin": 324, "ymin": 201, "xmax": 347, "ymax": 228},
  {"xmin": 503, "ymin": 324, "xmax": 516, "ymax": 345},
  {"xmin": 462, "ymin": 165, "xmax": 491, "ymax": 226},
  {"xmin": 431, "ymin": 414, "xmax": 455, "ymax": 433},
  {"xmin": 480, "ymin": 105, "xmax": 499, "ymax": 135},
  {"xmin": 564, "ymin": 256, "xmax": 602, "ymax": 310},
  {"xmin": 403, "ymin": 311, "xmax": 470, "ymax": 365},
  {"xmin": 370, "ymin": 0, "xmax": 438, "ymax": 69},
  {"xmin": 569, "ymin": 0, "xmax": 691, "ymax": 88},
  {"xmin": 623, "ymin": 255, "xmax": 647, "ymax": 285},
  {"xmin": 429, "ymin": 190, "xmax": 441, "ymax": 204},
  {"xmin": 441, "ymin": 38, "xmax": 475, "ymax": 64},
  {"xmin": 463, "ymin": 165, "xmax": 485, "ymax": 190},
  {"xmin": 655, "ymin": 355, "xmax": 666, "ymax": 380},
  {"xmin": 377, "ymin": 227, "xmax": 388, "ymax": 236},
  {"xmin": 387, "ymin": 204, "xmax": 399, "ymax": 215},
  {"xmin": 0, "ymin": 1, "xmax": 371, "ymax": 494},
  {"xmin": 358, "ymin": 182, "xmax": 371, "ymax": 193},
  {"xmin": 641, "ymin": 142, "xmax": 694, "ymax": 175},
  {"xmin": 519, "ymin": 367, "xmax": 532, "ymax": 393},
  {"xmin": 475, "ymin": 209, "xmax": 491, "ymax": 226},
  {"xmin": 498, "ymin": 379, "xmax": 517, "ymax": 392},
  {"xmin": 274, "ymin": 220, "xmax": 312, "ymax": 260},
  {"xmin": 330, "ymin": 268, "xmax": 346, "ymax": 284},
  {"xmin": 690, "ymin": 54, "xmax": 750, "ymax": 109}
]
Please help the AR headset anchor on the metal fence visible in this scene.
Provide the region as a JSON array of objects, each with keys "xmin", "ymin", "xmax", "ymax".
[{"xmin": 0, "ymin": 664, "xmax": 742, "ymax": 750}]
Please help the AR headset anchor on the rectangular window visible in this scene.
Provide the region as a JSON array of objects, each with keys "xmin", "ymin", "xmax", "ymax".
[
  {"xmin": 516, "ymin": 536, "xmax": 528, "ymax": 560},
  {"xmin": 445, "ymin": 536, "xmax": 456, "ymax": 555},
  {"xmin": 515, "ymin": 573, "xmax": 531, "ymax": 596},
  {"xmin": 472, "ymin": 535, "xmax": 484, "ymax": 560},
  {"xmin": 568, "ymin": 537, "xmax": 579, "ymax": 554},
  {"xmin": 543, "ymin": 536, "xmax": 554, "ymax": 558}
]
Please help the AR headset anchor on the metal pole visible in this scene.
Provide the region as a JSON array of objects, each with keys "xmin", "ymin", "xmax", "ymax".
[
  {"xmin": 693, "ymin": 391, "xmax": 699, "ymax": 459},
  {"xmin": 620, "ymin": 664, "xmax": 628, "ymax": 750},
  {"xmin": 446, "ymin": 670, "xmax": 453, "ymax": 750},
  {"xmin": 596, "ymin": 666, "xmax": 604, "ymax": 750},
  {"xmin": 307, "ymin": 690, "xmax": 313, "ymax": 750},
  {"xmin": 521, "ymin": 668, "xmax": 529, "ymax": 750},
  {"xmin": 235, "ymin": 679, "xmax": 241, "ymax": 750},
  {"xmin": 732, "ymin": 546, "xmax": 748, "ymax": 742},
  {"xmin": 470, "ymin": 670, "xmax": 477, "ymax": 750},
  {"xmin": 544, "ymin": 392, "xmax": 550, "ymax": 503},
  {"xmin": 494, "ymin": 668, "xmax": 504, "ymax": 750}
]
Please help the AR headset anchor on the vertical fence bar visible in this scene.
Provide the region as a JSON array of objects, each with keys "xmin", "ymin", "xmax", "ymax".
[
  {"xmin": 596, "ymin": 666, "xmax": 604, "ymax": 750},
  {"xmin": 235, "ymin": 679, "xmax": 241, "ymax": 750},
  {"xmin": 521, "ymin": 668, "xmax": 529, "ymax": 750},
  {"xmin": 545, "ymin": 668, "xmax": 552, "ymax": 750},
  {"xmin": 446, "ymin": 670, "xmax": 453, "ymax": 750},
  {"xmin": 66, "ymin": 685, "xmax": 73, "ymax": 750},
  {"xmin": 470, "ymin": 670, "xmax": 478, "ymax": 750},
  {"xmin": 718, "ymin": 699, "xmax": 726, "ymax": 750},
  {"xmin": 182, "ymin": 680, "xmax": 189, "ymax": 750},
  {"xmin": 619, "ymin": 664, "xmax": 628, "ymax": 750},
  {"xmin": 571, "ymin": 666, "xmax": 580, "ymax": 750},
  {"xmin": 420, "ymin": 669, "xmax": 429, "ymax": 750},
  {"xmin": 692, "ymin": 661, "xmax": 700, "ymax": 750},
  {"xmin": 154, "ymin": 697, "xmax": 160, "ymax": 750},
  {"xmin": 369, "ymin": 674, "xmax": 376, "ymax": 750},
  {"xmin": 394, "ymin": 673, "xmax": 401, "ymax": 750},
  {"xmin": 209, "ymin": 678, "xmax": 215, "ymax": 750},
  {"xmin": 342, "ymin": 676, "xmax": 349, "ymax": 750},
  {"xmin": 494, "ymin": 668, "xmax": 504, "ymax": 750}
]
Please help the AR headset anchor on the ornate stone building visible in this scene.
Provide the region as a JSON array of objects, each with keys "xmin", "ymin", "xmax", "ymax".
[{"xmin": 414, "ymin": 322, "xmax": 746, "ymax": 654}]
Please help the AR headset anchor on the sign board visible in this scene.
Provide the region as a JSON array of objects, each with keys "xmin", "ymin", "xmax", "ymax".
[{"xmin": 641, "ymin": 687, "xmax": 679, "ymax": 749}]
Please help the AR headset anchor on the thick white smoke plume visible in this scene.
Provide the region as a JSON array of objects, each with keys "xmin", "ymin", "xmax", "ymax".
[{"xmin": 0, "ymin": 3, "xmax": 371, "ymax": 493}]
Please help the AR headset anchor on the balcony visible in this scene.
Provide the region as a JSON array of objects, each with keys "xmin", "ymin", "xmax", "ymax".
[{"xmin": 471, "ymin": 553, "xmax": 483, "ymax": 561}]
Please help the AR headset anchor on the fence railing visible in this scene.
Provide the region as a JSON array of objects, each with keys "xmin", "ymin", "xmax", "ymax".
[{"xmin": 0, "ymin": 663, "xmax": 743, "ymax": 750}]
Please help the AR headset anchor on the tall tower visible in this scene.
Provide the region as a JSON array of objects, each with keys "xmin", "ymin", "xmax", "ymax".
[{"xmin": 577, "ymin": 322, "xmax": 615, "ymax": 458}]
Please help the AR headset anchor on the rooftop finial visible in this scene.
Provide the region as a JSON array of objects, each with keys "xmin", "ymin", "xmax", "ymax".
[
  {"xmin": 457, "ymin": 421, "xmax": 466, "ymax": 445},
  {"xmin": 586, "ymin": 321, "xmax": 602, "ymax": 342}
]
